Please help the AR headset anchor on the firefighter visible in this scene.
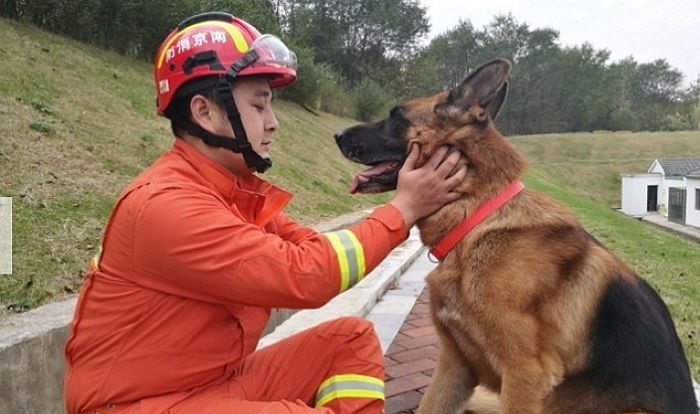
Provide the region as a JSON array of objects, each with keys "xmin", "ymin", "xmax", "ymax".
[{"xmin": 64, "ymin": 12, "xmax": 466, "ymax": 414}]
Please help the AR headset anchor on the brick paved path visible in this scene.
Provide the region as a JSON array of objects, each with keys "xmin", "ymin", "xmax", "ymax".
[
  {"xmin": 381, "ymin": 287, "xmax": 700, "ymax": 414},
  {"xmin": 381, "ymin": 288, "xmax": 498, "ymax": 414},
  {"xmin": 383, "ymin": 289, "xmax": 436, "ymax": 414}
]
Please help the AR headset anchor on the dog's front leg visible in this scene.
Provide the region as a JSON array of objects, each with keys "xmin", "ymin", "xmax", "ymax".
[
  {"xmin": 498, "ymin": 359, "xmax": 554, "ymax": 414},
  {"xmin": 416, "ymin": 333, "xmax": 476, "ymax": 414}
]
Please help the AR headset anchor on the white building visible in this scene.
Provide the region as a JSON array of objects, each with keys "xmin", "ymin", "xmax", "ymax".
[
  {"xmin": 687, "ymin": 170, "xmax": 700, "ymax": 228},
  {"xmin": 621, "ymin": 158, "xmax": 700, "ymax": 229}
]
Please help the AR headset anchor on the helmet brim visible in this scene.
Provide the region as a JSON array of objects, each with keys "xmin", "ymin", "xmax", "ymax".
[{"xmin": 238, "ymin": 66, "xmax": 297, "ymax": 89}]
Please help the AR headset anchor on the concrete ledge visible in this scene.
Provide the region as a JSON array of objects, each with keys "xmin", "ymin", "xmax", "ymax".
[
  {"xmin": 0, "ymin": 208, "xmax": 379, "ymax": 414},
  {"xmin": 365, "ymin": 252, "xmax": 434, "ymax": 353},
  {"xmin": 640, "ymin": 214, "xmax": 700, "ymax": 243},
  {"xmin": 258, "ymin": 227, "xmax": 423, "ymax": 348},
  {"xmin": 0, "ymin": 299, "xmax": 76, "ymax": 414}
]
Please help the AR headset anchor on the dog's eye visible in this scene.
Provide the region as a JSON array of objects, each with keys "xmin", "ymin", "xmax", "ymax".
[{"xmin": 390, "ymin": 107, "xmax": 402, "ymax": 118}]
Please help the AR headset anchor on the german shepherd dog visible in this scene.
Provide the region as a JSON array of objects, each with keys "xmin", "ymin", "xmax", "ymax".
[{"xmin": 334, "ymin": 59, "xmax": 698, "ymax": 413}]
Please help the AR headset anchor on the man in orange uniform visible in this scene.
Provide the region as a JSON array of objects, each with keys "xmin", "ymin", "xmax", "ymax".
[{"xmin": 64, "ymin": 12, "xmax": 466, "ymax": 414}]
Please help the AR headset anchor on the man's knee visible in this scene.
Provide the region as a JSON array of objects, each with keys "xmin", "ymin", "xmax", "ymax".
[
  {"xmin": 322, "ymin": 316, "xmax": 376, "ymax": 338},
  {"xmin": 319, "ymin": 317, "xmax": 383, "ymax": 366}
]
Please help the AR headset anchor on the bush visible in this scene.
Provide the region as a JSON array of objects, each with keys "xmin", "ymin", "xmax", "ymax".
[
  {"xmin": 353, "ymin": 79, "xmax": 395, "ymax": 122},
  {"xmin": 315, "ymin": 69, "xmax": 353, "ymax": 118},
  {"xmin": 280, "ymin": 45, "xmax": 325, "ymax": 107},
  {"xmin": 662, "ymin": 112, "xmax": 691, "ymax": 131},
  {"xmin": 30, "ymin": 98, "xmax": 53, "ymax": 115},
  {"xmin": 609, "ymin": 107, "xmax": 640, "ymax": 132},
  {"xmin": 280, "ymin": 45, "xmax": 354, "ymax": 117},
  {"xmin": 318, "ymin": 84, "xmax": 354, "ymax": 118},
  {"xmin": 29, "ymin": 118, "xmax": 53, "ymax": 133}
]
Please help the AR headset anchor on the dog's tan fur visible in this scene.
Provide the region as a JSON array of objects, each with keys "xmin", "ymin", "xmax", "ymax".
[
  {"xmin": 399, "ymin": 71, "xmax": 659, "ymax": 413},
  {"xmin": 461, "ymin": 387, "xmax": 648, "ymax": 414},
  {"xmin": 405, "ymin": 106, "xmax": 640, "ymax": 413},
  {"xmin": 337, "ymin": 59, "xmax": 695, "ymax": 414}
]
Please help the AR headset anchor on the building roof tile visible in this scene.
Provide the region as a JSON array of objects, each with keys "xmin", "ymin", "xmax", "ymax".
[{"xmin": 656, "ymin": 158, "xmax": 700, "ymax": 176}]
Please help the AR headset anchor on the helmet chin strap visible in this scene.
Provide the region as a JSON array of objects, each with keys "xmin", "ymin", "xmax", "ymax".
[
  {"xmin": 214, "ymin": 75, "xmax": 272, "ymax": 173},
  {"xmin": 179, "ymin": 121, "xmax": 271, "ymax": 173},
  {"xmin": 179, "ymin": 75, "xmax": 272, "ymax": 174}
]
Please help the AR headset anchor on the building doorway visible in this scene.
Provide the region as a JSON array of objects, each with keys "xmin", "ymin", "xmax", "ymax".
[{"xmin": 646, "ymin": 185, "xmax": 658, "ymax": 212}]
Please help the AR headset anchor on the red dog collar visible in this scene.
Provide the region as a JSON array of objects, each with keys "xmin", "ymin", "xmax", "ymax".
[{"xmin": 429, "ymin": 180, "xmax": 525, "ymax": 262}]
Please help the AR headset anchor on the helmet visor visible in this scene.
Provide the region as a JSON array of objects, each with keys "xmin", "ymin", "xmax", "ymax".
[{"xmin": 248, "ymin": 34, "xmax": 297, "ymax": 72}]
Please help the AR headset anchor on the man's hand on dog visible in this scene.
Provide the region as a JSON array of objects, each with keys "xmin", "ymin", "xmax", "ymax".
[{"xmin": 390, "ymin": 144, "xmax": 467, "ymax": 228}]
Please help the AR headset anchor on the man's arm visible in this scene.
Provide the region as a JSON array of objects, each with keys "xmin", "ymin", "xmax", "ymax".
[
  {"xmin": 119, "ymin": 145, "xmax": 466, "ymax": 310},
  {"xmin": 269, "ymin": 212, "xmax": 317, "ymax": 244},
  {"xmin": 127, "ymin": 188, "xmax": 406, "ymax": 309}
]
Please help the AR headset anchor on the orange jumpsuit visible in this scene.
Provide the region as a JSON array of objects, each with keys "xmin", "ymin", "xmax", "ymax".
[{"xmin": 63, "ymin": 138, "xmax": 408, "ymax": 414}]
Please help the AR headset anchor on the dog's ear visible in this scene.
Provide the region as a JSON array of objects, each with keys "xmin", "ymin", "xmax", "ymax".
[
  {"xmin": 485, "ymin": 81, "xmax": 508, "ymax": 120},
  {"xmin": 437, "ymin": 58, "xmax": 511, "ymax": 122}
]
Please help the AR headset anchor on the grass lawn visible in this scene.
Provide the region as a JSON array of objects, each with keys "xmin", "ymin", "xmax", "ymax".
[{"xmin": 0, "ymin": 16, "xmax": 697, "ymax": 378}]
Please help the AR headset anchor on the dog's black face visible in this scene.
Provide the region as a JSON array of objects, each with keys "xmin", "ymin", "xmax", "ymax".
[
  {"xmin": 334, "ymin": 106, "xmax": 411, "ymax": 194},
  {"xmin": 335, "ymin": 59, "xmax": 511, "ymax": 194}
]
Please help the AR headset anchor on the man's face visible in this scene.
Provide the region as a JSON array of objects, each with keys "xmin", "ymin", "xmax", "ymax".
[{"xmin": 208, "ymin": 76, "xmax": 279, "ymax": 173}]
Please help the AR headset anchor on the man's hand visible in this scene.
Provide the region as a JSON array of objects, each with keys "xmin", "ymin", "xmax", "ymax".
[{"xmin": 389, "ymin": 144, "xmax": 468, "ymax": 228}]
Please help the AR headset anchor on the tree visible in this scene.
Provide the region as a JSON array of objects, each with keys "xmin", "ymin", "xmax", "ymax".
[
  {"xmin": 418, "ymin": 19, "xmax": 481, "ymax": 91},
  {"xmin": 1, "ymin": 0, "xmax": 280, "ymax": 60},
  {"xmin": 499, "ymin": 27, "xmax": 561, "ymax": 134},
  {"xmin": 408, "ymin": 12, "xmax": 694, "ymax": 134},
  {"xmin": 280, "ymin": 0, "xmax": 430, "ymax": 85}
]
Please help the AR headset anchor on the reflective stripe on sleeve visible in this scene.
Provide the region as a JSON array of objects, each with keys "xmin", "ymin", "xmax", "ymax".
[
  {"xmin": 323, "ymin": 229, "xmax": 366, "ymax": 293},
  {"xmin": 314, "ymin": 374, "xmax": 385, "ymax": 408}
]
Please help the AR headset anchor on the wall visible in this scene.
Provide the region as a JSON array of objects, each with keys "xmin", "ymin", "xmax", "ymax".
[
  {"xmin": 648, "ymin": 160, "xmax": 663, "ymax": 174},
  {"xmin": 0, "ymin": 299, "xmax": 75, "ymax": 414},
  {"xmin": 621, "ymin": 174, "xmax": 662, "ymax": 216},
  {"xmin": 685, "ymin": 177, "xmax": 700, "ymax": 228},
  {"xmin": 647, "ymin": 161, "xmax": 670, "ymax": 215}
]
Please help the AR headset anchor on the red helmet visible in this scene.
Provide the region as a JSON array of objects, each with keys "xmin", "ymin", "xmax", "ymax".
[{"xmin": 154, "ymin": 12, "xmax": 297, "ymax": 115}]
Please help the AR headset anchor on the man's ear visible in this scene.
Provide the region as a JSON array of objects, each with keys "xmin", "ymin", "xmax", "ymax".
[
  {"xmin": 189, "ymin": 94, "xmax": 219, "ymax": 130},
  {"xmin": 438, "ymin": 58, "xmax": 511, "ymax": 121}
]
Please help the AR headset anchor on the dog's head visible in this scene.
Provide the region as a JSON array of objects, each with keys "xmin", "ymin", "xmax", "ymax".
[{"xmin": 336, "ymin": 59, "xmax": 513, "ymax": 194}]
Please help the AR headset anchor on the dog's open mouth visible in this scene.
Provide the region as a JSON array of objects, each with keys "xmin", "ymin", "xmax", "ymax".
[{"xmin": 349, "ymin": 160, "xmax": 401, "ymax": 194}]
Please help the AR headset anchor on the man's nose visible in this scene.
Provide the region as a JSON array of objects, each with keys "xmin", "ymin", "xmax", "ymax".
[{"xmin": 266, "ymin": 109, "xmax": 279, "ymax": 132}]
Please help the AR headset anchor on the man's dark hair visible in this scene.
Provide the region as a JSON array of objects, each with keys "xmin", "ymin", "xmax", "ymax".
[{"xmin": 164, "ymin": 76, "xmax": 224, "ymax": 137}]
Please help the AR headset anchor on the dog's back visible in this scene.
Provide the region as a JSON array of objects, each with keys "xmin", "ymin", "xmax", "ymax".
[
  {"xmin": 423, "ymin": 184, "xmax": 698, "ymax": 413},
  {"xmin": 334, "ymin": 58, "xmax": 698, "ymax": 413},
  {"xmin": 546, "ymin": 260, "xmax": 697, "ymax": 413}
]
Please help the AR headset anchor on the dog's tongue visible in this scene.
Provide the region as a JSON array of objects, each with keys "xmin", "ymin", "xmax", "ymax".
[{"xmin": 349, "ymin": 162, "xmax": 394, "ymax": 194}]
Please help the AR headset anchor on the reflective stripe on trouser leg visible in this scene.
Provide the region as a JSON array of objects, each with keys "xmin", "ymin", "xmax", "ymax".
[
  {"xmin": 314, "ymin": 374, "xmax": 384, "ymax": 408},
  {"xmin": 323, "ymin": 230, "xmax": 366, "ymax": 293}
]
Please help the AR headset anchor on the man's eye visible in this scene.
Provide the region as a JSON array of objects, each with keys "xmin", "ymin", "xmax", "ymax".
[{"xmin": 253, "ymin": 105, "xmax": 264, "ymax": 112}]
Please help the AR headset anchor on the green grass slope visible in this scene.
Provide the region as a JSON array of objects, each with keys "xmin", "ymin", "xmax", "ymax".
[
  {"xmin": 0, "ymin": 18, "xmax": 387, "ymax": 310},
  {"xmin": 511, "ymin": 130, "xmax": 700, "ymax": 208},
  {"xmin": 0, "ymin": 17, "xmax": 697, "ymax": 378}
]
